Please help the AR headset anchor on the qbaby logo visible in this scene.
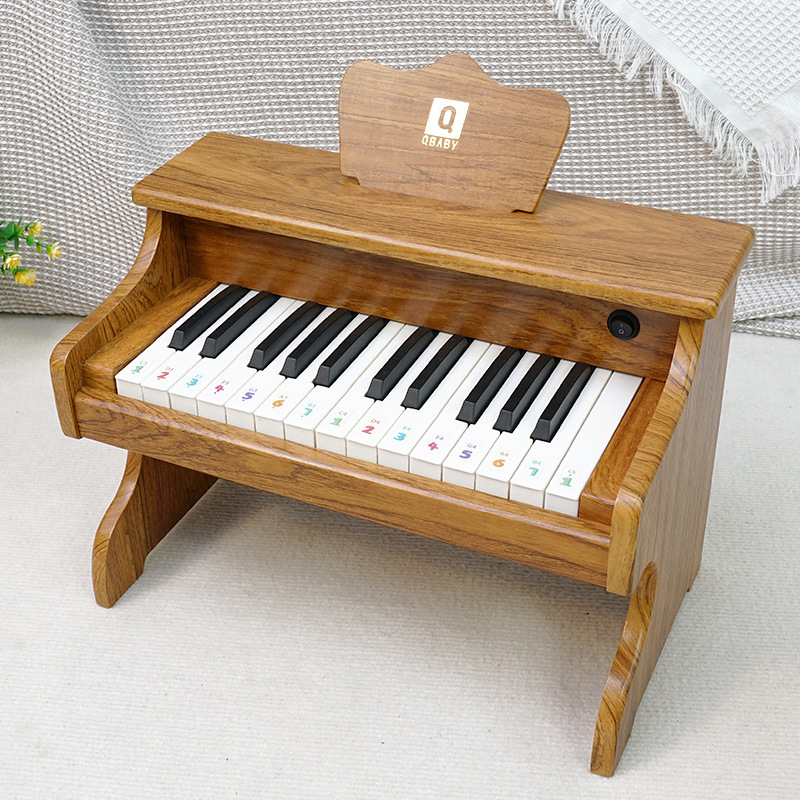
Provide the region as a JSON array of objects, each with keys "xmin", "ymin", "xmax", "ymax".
[{"xmin": 421, "ymin": 97, "xmax": 469, "ymax": 151}]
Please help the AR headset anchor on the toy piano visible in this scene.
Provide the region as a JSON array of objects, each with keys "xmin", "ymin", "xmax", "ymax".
[{"xmin": 50, "ymin": 54, "xmax": 753, "ymax": 775}]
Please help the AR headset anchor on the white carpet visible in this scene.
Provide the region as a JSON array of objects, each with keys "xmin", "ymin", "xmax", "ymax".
[{"xmin": 1, "ymin": 314, "xmax": 798, "ymax": 799}]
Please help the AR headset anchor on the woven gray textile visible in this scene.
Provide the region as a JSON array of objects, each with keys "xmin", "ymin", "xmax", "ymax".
[{"xmin": 1, "ymin": 0, "xmax": 797, "ymax": 336}]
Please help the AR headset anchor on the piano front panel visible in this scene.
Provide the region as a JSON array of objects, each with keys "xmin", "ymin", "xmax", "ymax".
[
  {"xmin": 73, "ymin": 385, "xmax": 613, "ymax": 588},
  {"xmin": 182, "ymin": 217, "xmax": 679, "ymax": 381}
]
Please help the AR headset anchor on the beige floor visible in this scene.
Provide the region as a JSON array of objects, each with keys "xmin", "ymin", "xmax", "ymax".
[{"xmin": 1, "ymin": 314, "xmax": 799, "ymax": 799}]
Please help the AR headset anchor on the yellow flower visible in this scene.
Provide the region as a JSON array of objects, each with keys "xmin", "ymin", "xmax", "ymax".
[
  {"xmin": 46, "ymin": 242, "xmax": 62, "ymax": 259},
  {"xmin": 14, "ymin": 268, "xmax": 36, "ymax": 286},
  {"xmin": 4, "ymin": 252, "xmax": 21, "ymax": 270},
  {"xmin": 26, "ymin": 220, "xmax": 43, "ymax": 236}
]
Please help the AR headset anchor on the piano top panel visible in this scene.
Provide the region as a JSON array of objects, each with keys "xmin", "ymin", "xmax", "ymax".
[{"xmin": 132, "ymin": 132, "xmax": 753, "ymax": 320}]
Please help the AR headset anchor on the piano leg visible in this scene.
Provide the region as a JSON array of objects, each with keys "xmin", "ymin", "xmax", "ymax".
[
  {"xmin": 592, "ymin": 488, "xmax": 710, "ymax": 776},
  {"xmin": 92, "ymin": 451, "xmax": 216, "ymax": 607},
  {"xmin": 591, "ymin": 561, "xmax": 658, "ymax": 776}
]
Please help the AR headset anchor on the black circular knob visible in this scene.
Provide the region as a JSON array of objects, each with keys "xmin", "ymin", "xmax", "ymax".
[{"xmin": 607, "ymin": 310, "xmax": 640, "ymax": 340}]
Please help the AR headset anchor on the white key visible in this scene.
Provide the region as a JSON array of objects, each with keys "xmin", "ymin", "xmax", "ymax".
[
  {"xmin": 169, "ymin": 296, "xmax": 298, "ymax": 415},
  {"xmin": 345, "ymin": 331, "xmax": 453, "ymax": 463},
  {"xmin": 188, "ymin": 297, "xmax": 301, "ymax": 420},
  {"xmin": 509, "ymin": 368, "xmax": 612, "ymax": 507},
  {"xmin": 475, "ymin": 359, "xmax": 580, "ymax": 498},
  {"xmin": 114, "ymin": 284, "xmax": 229, "ymax": 399},
  {"xmin": 283, "ymin": 320, "xmax": 405, "ymax": 446},
  {"xmin": 441, "ymin": 351, "xmax": 542, "ymax": 489},
  {"xmin": 544, "ymin": 372, "xmax": 642, "ymax": 516},
  {"xmin": 312, "ymin": 324, "xmax": 420, "ymax": 454},
  {"xmin": 223, "ymin": 306, "xmax": 338, "ymax": 430},
  {"xmin": 407, "ymin": 344, "xmax": 505, "ymax": 479},
  {"xmin": 254, "ymin": 313, "xmax": 368, "ymax": 438},
  {"xmin": 140, "ymin": 290, "xmax": 258, "ymax": 407},
  {"xmin": 315, "ymin": 394, "xmax": 375, "ymax": 455},
  {"xmin": 375, "ymin": 339, "xmax": 491, "ymax": 470}
]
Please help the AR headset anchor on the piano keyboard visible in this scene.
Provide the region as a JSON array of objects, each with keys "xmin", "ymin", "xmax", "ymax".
[{"xmin": 115, "ymin": 284, "xmax": 642, "ymax": 517}]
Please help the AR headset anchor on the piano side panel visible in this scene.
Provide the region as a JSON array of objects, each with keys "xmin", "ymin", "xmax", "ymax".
[
  {"xmin": 182, "ymin": 218, "xmax": 679, "ymax": 380},
  {"xmin": 607, "ymin": 281, "xmax": 735, "ymax": 595},
  {"xmin": 627, "ymin": 285, "xmax": 737, "ymax": 591},
  {"xmin": 580, "ymin": 378, "xmax": 665, "ymax": 527},
  {"xmin": 50, "ymin": 210, "xmax": 190, "ymax": 438},
  {"xmin": 83, "ymin": 276, "xmax": 218, "ymax": 393},
  {"xmin": 73, "ymin": 387, "xmax": 612, "ymax": 587}
]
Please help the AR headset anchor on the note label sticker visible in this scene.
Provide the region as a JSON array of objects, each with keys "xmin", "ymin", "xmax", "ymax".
[{"xmin": 422, "ymin": 98, "xmax": 469, "ymax": 151}]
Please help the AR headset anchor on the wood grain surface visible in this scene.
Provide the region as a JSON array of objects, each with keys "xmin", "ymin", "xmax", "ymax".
[
  {"xmin": 182, "ymin": 220, "xmax": 680, "ymax": 380},
  {"xmin": 592, "ymin": 285, "xmax": 737, "ymax": 775},
  {"xmin": 580, "ymin": 379, "xmax": 665, "ymax": 527},
  {"xmin": 93, "ymin": 452, "xmax": 217, "ymax": 607},
  {"xmin": 50, "ymin": 124, "xmax": 750, "ymax": 776},
  {"xmin": 50, "ymin": 210, "xmax": 188, "ymax": 437},
  {"xmin": 339, "ymin": 52, "xmax": 569, "ymax": 212},
  {"xmin": 75, "ymin": 387, "xmax": 612, "ymax": 589},
  {"xmin": 591, "ymin": 561, "xmax": 657, "ymax": 775},
  {"xmin": 132, "ymin": 132, "xmax": 753, "ymax": 318},
  {"xmin": 84, "ymin": 276, "xmax": 217, "ymax": 392}
]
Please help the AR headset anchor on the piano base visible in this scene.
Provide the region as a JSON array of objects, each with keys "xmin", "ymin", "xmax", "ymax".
[
  {"xmin": 90, "ymin": 444, "xmax": 691, "ymax": 777},
  {"xmin": 92, "ymin": 451, "xmax": 216, "ymax": 608}
]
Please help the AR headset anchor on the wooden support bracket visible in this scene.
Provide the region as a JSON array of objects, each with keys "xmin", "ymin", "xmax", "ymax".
[{"xmin": 92, "ymin": 451, "xmax": 216, "ymax": 607}]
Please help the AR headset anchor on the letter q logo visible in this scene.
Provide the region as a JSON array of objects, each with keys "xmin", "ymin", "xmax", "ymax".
[{"xmin": 424, "ymin": 97, "xmax": 469, "ymax": 140}]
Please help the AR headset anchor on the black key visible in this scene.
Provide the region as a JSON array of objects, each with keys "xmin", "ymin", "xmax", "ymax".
[
  {"xmin": 493, "ymin": 354, "xmax": 558, "ymax": 433},
  {"xmin": 280, "ymin": 308, "xmax": 357, "ymax": 378},
  {"xmin": 366, "ymin": 327, "xmax": 437, "ymax": 400},
  {"xmin": 531, "ymin": 363, "xmax": 594, "ymax": 441},
  {"xmin": 247, "ymin": 301, "xmax": 324, "ymax": 370},
  {"xmin": 168, "ymin": 285, "xmax": 248, "ymax": 350},
  {"xmin": 314, "ymin": 316, "xmax": 389, "ymax": 387},
  {"xmin": 457, "ymin": 346, "xmax": 522, "ymax": 424},
  {"xmin": 402, "ymin": 334, "xmax": 472, "ymax": 409},
  {"xmin": 199, "ymin": 292, "xmax": 279, "ymax": 358}
]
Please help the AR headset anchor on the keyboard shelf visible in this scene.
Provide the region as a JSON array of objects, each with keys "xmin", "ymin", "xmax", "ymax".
[{"xmin": 79, "ymin": 268, "xmax": 662, "ymax": 547}]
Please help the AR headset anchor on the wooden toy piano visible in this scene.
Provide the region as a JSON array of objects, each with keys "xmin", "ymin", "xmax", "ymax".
[{"xmin": 50, "ymin": 54, "xmax": 753, "ymax": 775}]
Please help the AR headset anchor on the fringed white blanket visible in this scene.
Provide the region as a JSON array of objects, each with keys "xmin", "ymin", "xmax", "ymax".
[{"xmin": 551, "ymin": 0, "xmax": 800, "ymax": 203}]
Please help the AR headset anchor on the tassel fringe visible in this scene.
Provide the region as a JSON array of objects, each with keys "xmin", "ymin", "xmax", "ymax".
[{"xmin": 549, "ymin": 0, "xmax": 800, "ymax": 203}]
